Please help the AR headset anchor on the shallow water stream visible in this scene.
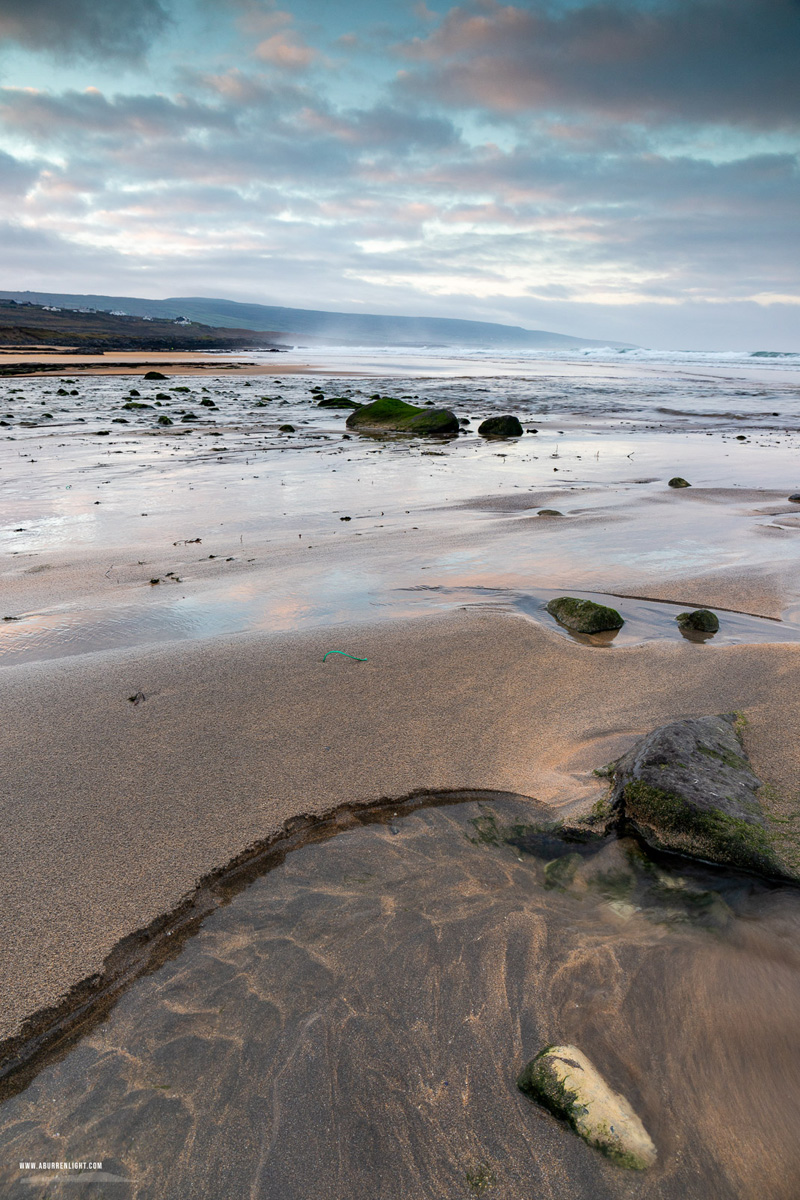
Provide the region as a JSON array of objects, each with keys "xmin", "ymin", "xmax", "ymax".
[{"xmin": 3, "ymin": 795, "xmax": 800, "ymax": 1199}]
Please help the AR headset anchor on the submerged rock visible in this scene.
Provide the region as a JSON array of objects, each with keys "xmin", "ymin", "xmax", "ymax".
[
  {"xmin": 517, "ymin": 1045, "xmax": 657, "ymax": 1170},
  {"xmin": 607, "ymin": 714, "xmax": 788, "ymax": 878},
  {"xmin": 676, "ymin": 608, "xmax": 719, "ymax": 633},
  {"xmin": 317, "ymin": 397, "xmax": 362, "ymax": 409},
  {"xmin": 543, "ymin": 853, "xmax": 581, "ymax": 889},
  {"xmin": 546, "ymin": 596, "xmax": 624, "ymax": 633},
  {"xmin": 668, "ymin": 477, "xmax": 691, "ymax": 488},
  {"xmin": 477, "ymin": 415, "xmax": 523, "ymax": 438},
  {"xmin": 537, "ymin": 509, "xmax": 563, "ymax": 517},
  {"xmin": 346, "ymin": 397, "xmax": 459, "ymax": 436}
]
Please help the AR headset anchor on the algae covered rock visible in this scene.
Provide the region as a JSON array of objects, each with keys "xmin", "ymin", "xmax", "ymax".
[
  {"xmin": 546, "ymin": 596, "xmax": 624, "ymax": 633},
  {"xmin": 144, "ymin": 370, "xmax": 167, "ymax": 380},
  {"xmin": 517, "ymin": 1045, "xmax": 656, "ymax": 1170},
  {"xmin": 477, "ymin": 415, "xmax": 523, "ymax": 438},
  {"xmin": 668, "ymin": 477, "xmax": 691, "ymax": 488},
  {"xmin": 676, "ymin": 608, "xmax": 719, "ymax": 633},
  {"xmin": 608, "ymin": 714, "xmax": 786, "ymax": 878},
  {"xmin": 346, "ymin": 397, "xmax": 458, "ymax": 436}
]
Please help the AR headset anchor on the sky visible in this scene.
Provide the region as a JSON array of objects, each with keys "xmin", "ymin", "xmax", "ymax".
[{"xmin": 0, "ymin": 0, "xmax": 798, "ymax": 349}]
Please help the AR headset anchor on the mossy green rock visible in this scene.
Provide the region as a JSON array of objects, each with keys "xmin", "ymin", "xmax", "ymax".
[
  {"xmin": 546, "ymin": 596, "xmax": 624, "ymax": 633},
  {"xmin": 518, "ymin": 1045, "xmax": 656, "ymax": 1170},
  {"xmin": 608, "ymin": 714, "xmax": 791, "ymax": 879},
  {"xmin": 477, "ymin": 415, "xmax": 523, "ymax": 438},
  {"xmin": 346, "ymin": 397, "xmax": 459, "ymax": 436},
  {"xmin": 144, "ymin": 370, "xmax": 167, "ymax": 380},
  {"xmin": 676, "ymin": 609, "xmax": 719, "ymax": 632},
  {"xmin": 317, "ymin": 397, "xmax": 362, "ymax": 409},
  {"xmin": 668, "ymin": 477, "xmax": 691, "ymax": 488}
]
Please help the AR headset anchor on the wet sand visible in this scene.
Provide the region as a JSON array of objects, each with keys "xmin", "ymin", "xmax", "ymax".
[{"xmin": 3, "ymin": 612, "xmax": 800, "ymax": 1048}]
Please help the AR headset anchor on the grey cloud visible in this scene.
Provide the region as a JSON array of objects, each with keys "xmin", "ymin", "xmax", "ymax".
[
  {"xmin": 397, "ymin": 0, "xmax": 800, "ymax": 128},
  {"xmin": 0, "ymin": 0, "xmax": 169, "ymax": 60},
  {"xmin": 0, "ymin": 88, "xmax": 236, "ymax": 142}
]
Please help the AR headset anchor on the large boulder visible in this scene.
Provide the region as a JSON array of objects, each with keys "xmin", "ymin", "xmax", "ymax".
[
  {"xmin": 518, "ymin": 1045, "xmax": 656, "ymax": 1170},
  {"xmin": 546, "ymin": 596, "xmax": 624, "ymax": 633},
  {"xmin": 478, "ymin": 415, "xmax": 523, "ymax": 438},
  {"xmin": 346, "ymin": 397, "xmax": 458, "ymax": 436},
  {"xmin": 607, "ymin": 714, "xmax": 786, "ymax": 877}
]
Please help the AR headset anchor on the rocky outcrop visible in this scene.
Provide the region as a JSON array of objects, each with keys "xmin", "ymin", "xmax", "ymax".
[
  {"xmin": 518, "ymin": 1045, "xmax": 657, "ymax": 1170},
  {"xmin": 345, "ymin": 397, "xmax": 459, "ymax": 436},
  {"xmin": 477, "ymin": 415, "xmax": 523, "ymax": 438},
  {"xmin": 546, "ymin": 596, "xmax": 624, "ymax": 633}
]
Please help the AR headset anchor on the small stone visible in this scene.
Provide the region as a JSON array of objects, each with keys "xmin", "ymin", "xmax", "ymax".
[
  {"xmin": 546, "ymin": 596, "xmax": 624, "ymax": 633},
  {"xmin": 279, "ymin": 424, "xmax": 295, "ymax": 432},
  {"xmin": 537, "ymin": 509, "xmax": 563, "ymax": 517},
  {"xmin": 477, "ymin": 415, "xmax": 523, "ymax": 438},
  {"xmin": 788, "ymin": 493, "xmax": 800, "ymax": 503},
  {"xmin": 668, "ymin": 477, "xmax": 691, "ymax": 488},
  {"xmin": 676, "ymin": 608, "xmax": 719, "ymax": 632},
  {"xmin": 518, "ymin": 1045, "xmax": 656, "ymax": 1170}
]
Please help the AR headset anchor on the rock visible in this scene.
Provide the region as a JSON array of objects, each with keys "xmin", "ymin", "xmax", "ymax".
[
  {"xmin": 537, "ymin": 509, "xmax": 563, "ymax": 517},
  {"xmin": 789, "ymin": 493, "xmax": 800, "ymax": 503},
  {"xmin": 543, "ymin": 853, "xmax": 581, "ymax": 889},
  {"xmin": 517, "ymin": 1045, "xmax": 656, "ymax": 1170},
  {"xmin": 157, "ymin": 415, "xmax": 173, "ymax": 425},
  {"xmin": 546, "ymin": 597, "xmax": 624, "ymax": 633},
  {"xmin": 123, "ymin": 401, "xmax": 154, "ymax": 410},
  {"xmin": 279, "ymin": 424, "xmax": 295, "ymax": 432},
  {"xmin": 477, "ymin": 415, "xmax": 523, "ymax": 438},
  {"xmin": 144, "ymin": 371, "xmax": 167, "ymax": 380},
  {"xmin": 676, "ymin": 608, "xmax": 719, "ymax": 633},
  {"xmin": 607, "ymin": 714, "xmax": 786, "ymax": 878},
  {"xmin": 346, "ymin": 397, "xmax": 459, "ymax": 436},
  {"xmin": 668, "ymin": 477, "xmax": 691, "ymax": 488},
  {"xmin": 318, "ymin": 397, "xmax": 362, "ymax": 409}
]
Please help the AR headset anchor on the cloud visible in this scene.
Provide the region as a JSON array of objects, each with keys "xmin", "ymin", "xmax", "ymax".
[
  {"xmin": 396, "ymin": 0, "xmax": 800, "ymax": 129},
  {"xmin": 254, "ymin": 31, "xmax": 316, "ymax": 69},
  {"xmin": 0, "ymin": 0, "xmax": 169, "ymax": 60}
]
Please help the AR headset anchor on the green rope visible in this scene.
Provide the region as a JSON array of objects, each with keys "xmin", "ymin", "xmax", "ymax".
[{"xmin": 322, "ymin": 650, "xmax": 368, "ymax": 662}]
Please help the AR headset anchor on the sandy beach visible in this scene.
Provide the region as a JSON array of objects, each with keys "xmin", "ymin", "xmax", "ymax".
[{"xmin": 3, "ymin": 349, "xmax": 800, "ymax": 1196}]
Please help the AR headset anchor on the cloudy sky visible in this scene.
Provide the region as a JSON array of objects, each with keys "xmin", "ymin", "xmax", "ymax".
[{"xmin": 0, "ymin": 0, "xmax": 797, "ymax": 348}]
